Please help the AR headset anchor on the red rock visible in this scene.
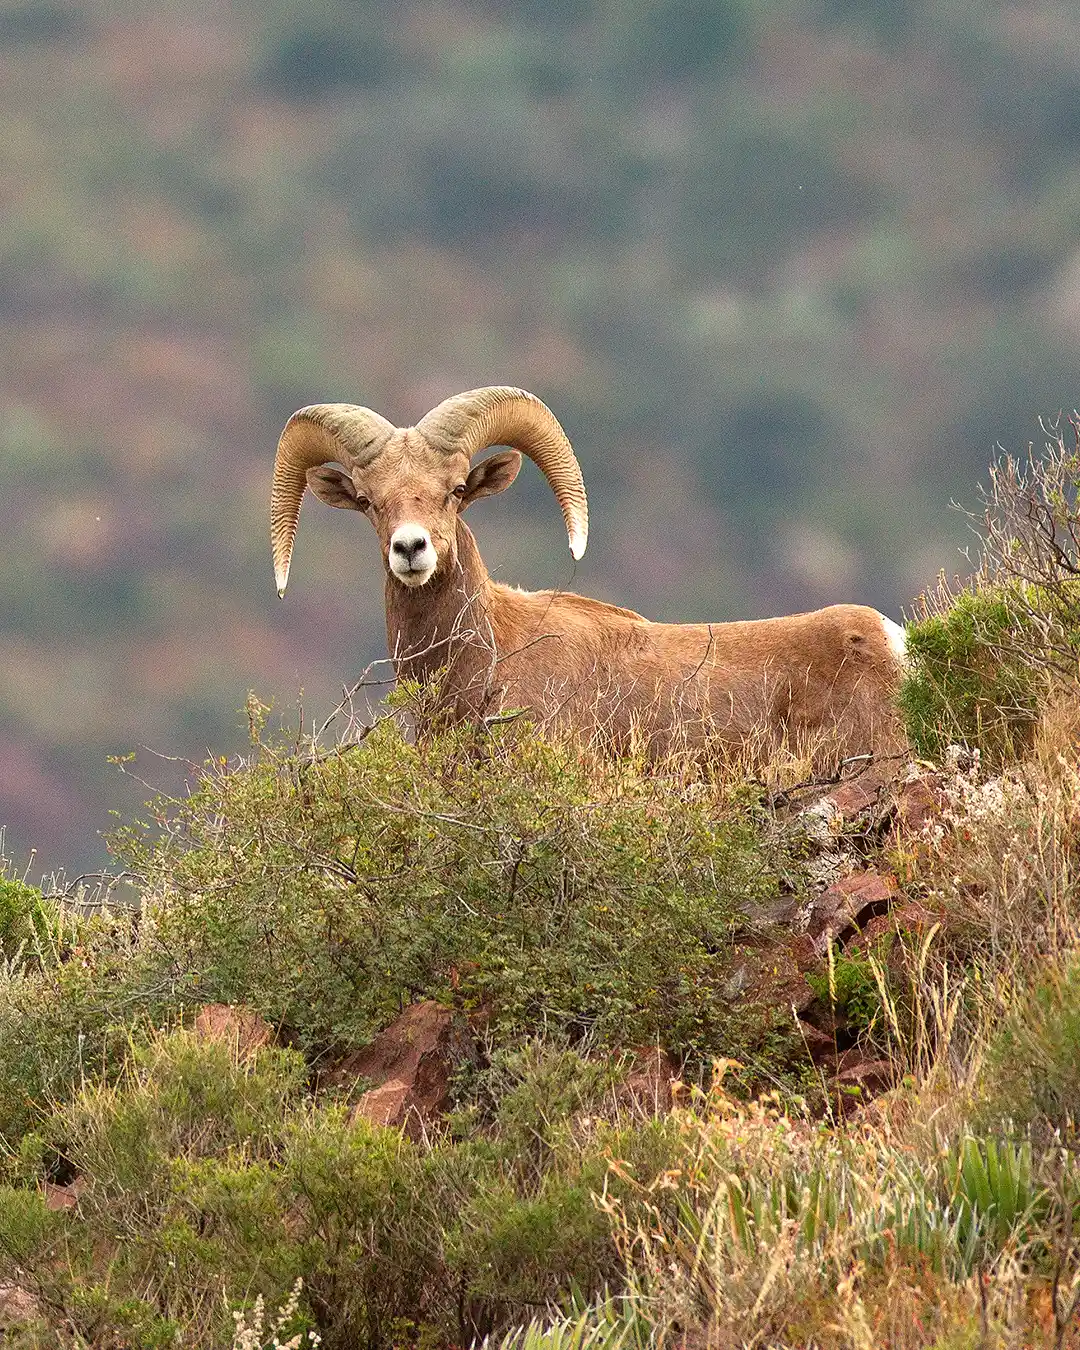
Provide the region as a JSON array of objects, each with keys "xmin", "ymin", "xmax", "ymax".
[
  {"xmin": 354, "ymin": 1078, "xmax": 413, "ymax": 1129},
  {"xmin": 850, "ymin": 898, "xmax": 937, "ymax": 951},
  {"xmin": 193, "ymin": 1004, "xmax": 273, "ymax": 1059},
  {"xmin": 833, "ymin": 871, "xmax": 900, "ymax": 907},
  {"xmin": 854, "ymin": 913, "xmax": 896, "ymax": 948},
  {"xmin": 342, "ymin": 1000, "xmax": 472, "ymax": 1139},
  {"xmin": 824, "ymin": 778, "xmax": 881, "ymax": 820},
  {"xmin": 43, "ymin": 1176, "xmax": 86, "ymax": 1211},
  {"xmin": 0, "ymin": 1284, "xmax": 39, "ymax": 1327},
  {"xmin": 809, "ymin": 870, "xmax": 900, "ymax": 952},
  {"xmin": 615, "ymin": 1046, "xmax": 678, "ymax": 1115},
  {"xmin": 724, "ymin": 942, "xmax": 816, "ymax": 1015},
  {"xmin": 892, "ymin": 774, "xmax": 944, "ymax": 833},
  {"xmin": 787, "ymin": 933, "xmax": 821, "ymax": 969},
  {"xmin": 833, "ymin": 1055, "xmax": 894, "ymax": 1105},
  {"xmin": 795, "ymin": 1021, "xmax": 839, "ymax": 1065}
]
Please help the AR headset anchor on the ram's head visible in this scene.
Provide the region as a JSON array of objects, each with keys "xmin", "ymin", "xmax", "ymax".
[{"xmin": 271, "ymin": 387, "xmax": 589, "ymax": 594}]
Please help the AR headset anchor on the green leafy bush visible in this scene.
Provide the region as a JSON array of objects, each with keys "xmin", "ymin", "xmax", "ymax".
[
  {"xmin": 901, "ymin": 425, "xmax": 1080, "ymax": 766},
  {"xmin": 0, "ymin": 1027, "xmax": 680, "ymax": 1349},
  {"xmin": 116, "ymin": 717, "xmax": 806, "ymax": 1074},
  {"xmin": 806, "ymin": 947, "xmax": 883, "ymax": 1037},
  {"xmin": 898, "ymin": 585, "xmax": 1040, "ymax": 764}
]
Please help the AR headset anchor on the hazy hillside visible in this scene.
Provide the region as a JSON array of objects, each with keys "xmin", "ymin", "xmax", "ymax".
[{"xmin": 4, "ymin": 0, "xmax": 1080, "ymax": 871}]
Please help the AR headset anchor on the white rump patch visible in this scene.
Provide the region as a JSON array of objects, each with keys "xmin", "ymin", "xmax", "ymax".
[{"xmin": 878, "ymin": 613, "xmax": 907, "ymax": 664}]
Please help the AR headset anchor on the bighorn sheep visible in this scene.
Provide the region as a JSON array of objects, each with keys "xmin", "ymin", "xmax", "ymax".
[{"xmin": 271, "ymin": 386, "xmax": 907, "ymax": 763}]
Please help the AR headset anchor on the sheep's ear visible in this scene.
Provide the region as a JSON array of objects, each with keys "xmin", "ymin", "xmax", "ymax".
[
  {"xmin": 306, "ymin": 465, "xmax": 362, "ymax": 510},
  {"xmin": 460, "ymin": 451, "xmax": 522, "ymax": 509}
]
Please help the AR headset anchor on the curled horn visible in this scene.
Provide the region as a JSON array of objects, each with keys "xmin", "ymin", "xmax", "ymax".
[
  {"xmin": 416, "ymin": 387, "xmax": 589, "ymax": 560},
  {"xmin": 271, "ymin": 403, "xmax": 395, "ymax": 596}
]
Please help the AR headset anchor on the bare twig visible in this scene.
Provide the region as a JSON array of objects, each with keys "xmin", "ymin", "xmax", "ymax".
[{"xmin": 762, "ymin": 750, "xmax": 910, "ymax": 809}]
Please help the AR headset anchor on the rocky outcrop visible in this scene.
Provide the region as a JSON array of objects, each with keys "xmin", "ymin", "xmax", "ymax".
[
  {"xmin": 614, "ymin": 1045, "xmax": 679, "ymax": 1116},
  {"xmin": 333, "ymin": 1000, "xmax": 474, "ymax": 1140},
  {"xmin": 193, "ymin": 1003, "xmax": 274, "ymax": 1059}
]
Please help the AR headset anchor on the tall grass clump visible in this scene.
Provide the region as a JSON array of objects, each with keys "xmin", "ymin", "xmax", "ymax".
[
  {"xmin": 588, "ymin": 1072, "xmax": 1080, "ymax": 1348},
  {"xmin": 0, "ymin": 876, "xmax": 63, "ymax": 970},
  {"xmin": 982, "ymin": 942, "xmax": 1080, "ymax": 1140}
]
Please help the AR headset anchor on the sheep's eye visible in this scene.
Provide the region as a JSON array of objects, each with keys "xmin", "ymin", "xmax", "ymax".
[
  {"xmin": 451, "ymin": 484, "xmax": 467, "ymax": 500},
  {"xmin": 356, "ymin": 495, "xmax": 371, "ymax": 512}
]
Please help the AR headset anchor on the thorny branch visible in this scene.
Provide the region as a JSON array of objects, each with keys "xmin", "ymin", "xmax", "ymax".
[
  {"xmin": 313, "ymin": 628, "xmax": 466, "ymax": 744},
  {"xmin": 963, "ymin": 412, "xmax": 1080, "ymax": 681},
  {"xmin": 763, "ymin": 750, "xmax": 910, "ymax": 810},
  {"xmin": 303, "ymin": 616, "xmax": 580, "ymax": 766}
]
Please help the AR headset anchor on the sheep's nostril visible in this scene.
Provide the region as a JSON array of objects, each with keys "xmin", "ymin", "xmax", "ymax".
[{"xmin": 390, "ymin": 529, "xmax": 431, "ymax": 566}]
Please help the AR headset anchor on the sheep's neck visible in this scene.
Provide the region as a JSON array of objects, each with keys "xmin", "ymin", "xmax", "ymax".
[{"xmin": 384, "ymin": 520, "xmax": 498, "ymax": 710}]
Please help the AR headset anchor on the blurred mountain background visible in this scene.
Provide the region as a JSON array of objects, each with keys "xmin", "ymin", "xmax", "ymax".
[{"xmin": 3, "ymin": 0, "xmax": 1080, "ymax": 875}]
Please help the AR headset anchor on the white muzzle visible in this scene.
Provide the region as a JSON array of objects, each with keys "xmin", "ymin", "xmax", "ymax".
[{"xmin": 389, "ymin": 524, "xmax": 438, "ymax": 586}]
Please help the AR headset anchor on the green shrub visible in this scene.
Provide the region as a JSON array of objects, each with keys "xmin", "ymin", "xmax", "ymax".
[
  {"xmin": 48, "ymin": 1030, "xmax": 309, "ymax": 1184},
  {"xmin": 0, "ymin": 1030, "xmax": 307, "ymax": 1347},
  {"xmin": 898, "ymin": 585, "xmax": 1040, "ymax": 764},
  {"xmin": 115, "ymin": 717, "xmax": 807, "ymax": 1076},
  {"xmin": 0, "ymin": 1027, "xmax": 681, "ymax": 1349},
  {"xmin": 0, "ymin": 878, "xmax": 61, "ymax": 968},
  {"xmin": 461, "ymin": 1041, "xmax": 625, "ymax": 1163},
  {"xmin": 806, "ymin": 947, "xmax": 883, "ymax": 1037},
  {"xmin": 901, "ymin": 429, "xmax": 1080, "ymax": 767}
]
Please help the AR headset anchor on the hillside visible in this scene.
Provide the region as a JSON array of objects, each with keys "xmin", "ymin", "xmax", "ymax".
[
  {"xmin": 2, "ymin": 447, "xmax": 1080, "ymax": 1344},
  {"xmin": 4, "ymin": 0, "xmax": 1080, "ymax": 874}
]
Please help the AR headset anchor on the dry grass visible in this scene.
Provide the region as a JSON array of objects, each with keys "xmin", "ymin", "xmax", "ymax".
[
  {"xmin": 580, "ymin": 1063, "xmax": 1080, "ymax": 1349},
  {"xmin": 498, "ymin": 679, "xmax": 1080, "ymax": 1349}
]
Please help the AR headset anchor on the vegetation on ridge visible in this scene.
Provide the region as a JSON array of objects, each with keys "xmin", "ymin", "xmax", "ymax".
[
  {"xmin": 3, "ymin": 429, "xmax": 1080, "ymax": 1344},
  {"xmin": 116, "ymin": 705, "xmax": 801, "ymax": 1070}
]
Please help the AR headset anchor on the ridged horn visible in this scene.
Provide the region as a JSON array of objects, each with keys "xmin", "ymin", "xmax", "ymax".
[
  {"xmin": 416, "ymin": 387, "xmax": 588, "ymax": 560},
  {"xmin": 271, "ymin": 403, "xmax": 396, "ymax": 596}
]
